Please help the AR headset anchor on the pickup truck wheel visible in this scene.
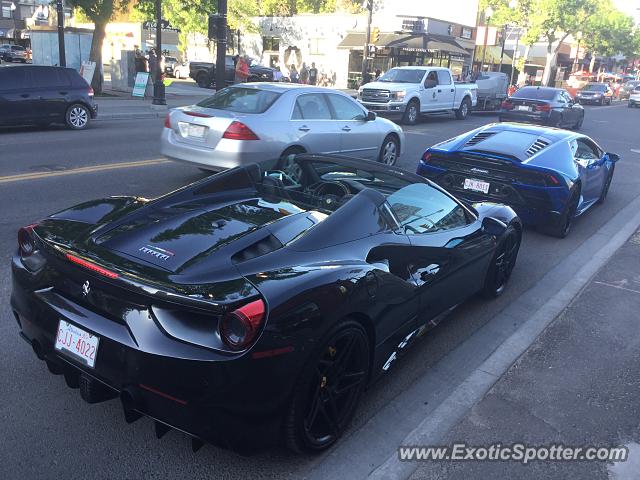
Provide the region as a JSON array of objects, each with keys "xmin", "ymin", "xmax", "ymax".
[
  {"xmin": 196, "ymin": 72, "xmax": 210, "ymax": 88},
  {"xmin": 402, "ymin": 99, "xmax": 419, "ymax": 125},
  {"xmin": 455, "ymin": 97, "xmax": 471, "ymax": 120}
]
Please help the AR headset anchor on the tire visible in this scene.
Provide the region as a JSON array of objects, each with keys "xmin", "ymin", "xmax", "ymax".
[
  {"xmin": 65, "ymin": 104, "xmax": 90, "ymax": 130},
  {"xmin": 401, "ymin": 99, "xmax": 419, "ymax": 125},
  {"xmin": 455, "ymin": 97, "xmax": 471, "ymax": 120},
  {"xmin": 573, "ymin": 114, "xmax": 584, "ymax": 130},
  {"xmin": 599, "ymin": 97, "xmax": 604, "ymax": 106},
  {"xmin": 597, "ymin": 164, "xmax": 615, "ymax": 204},
  {"xmin": 481, "ymin": 224, "xmax": 521, "ymax": 298},
  {"xmin": 196, "ymin": 72, "xmax": 209, "ymax": 88},
  {"xmin": 548, "ymin": 187, "xmax": 580, "ymax": 238},
  {"xmin": 284, "ymin": 320, "xmax": 370, "ymax": 453},
  {"xmin": 378, "ymin": 134, "xmax": 399, "ymax": 166}
]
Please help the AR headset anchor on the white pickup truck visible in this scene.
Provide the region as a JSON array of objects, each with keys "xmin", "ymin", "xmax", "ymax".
[{"xmin": 357, "ymin": 66, "xmax": 478, "ymax": 125}]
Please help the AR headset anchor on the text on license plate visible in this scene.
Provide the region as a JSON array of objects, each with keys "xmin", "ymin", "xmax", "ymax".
[
  {"xmin": 464, "ymin": 178, "xmax": 490, "ymax": 194},
  {"xmin": 55, "ymin": 320, "xmax": 99, "ymax": 368},
  {"xmin": 516, "ymin": 105, "xmax": 530, "ymax": 111}
]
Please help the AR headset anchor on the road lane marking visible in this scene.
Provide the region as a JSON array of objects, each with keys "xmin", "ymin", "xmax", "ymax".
[
  {"xmin": 631, "ymin": 149, "xmax": 640, "ymax": 154},
  {"xmin": 0, "ymin": 159, "xmax": 170, "ymax": 184},
  {"xmin": 594, "ymin": 281, "xmax": 640, "ymax": 296}
]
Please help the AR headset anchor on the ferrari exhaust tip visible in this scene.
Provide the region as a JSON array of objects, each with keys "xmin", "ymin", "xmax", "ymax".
[{"xmin": 120, "ymin": 389, "xmax": 143, "ymax": 424}]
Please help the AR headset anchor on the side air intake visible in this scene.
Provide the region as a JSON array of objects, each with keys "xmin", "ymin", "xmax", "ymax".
[
  {"xmin": 526, "ymin": 138, "xmax": 551, "ymax": 157},
  {"xmin": 465, "ymin": 131, "xmax": 496, "ymax": 147}
]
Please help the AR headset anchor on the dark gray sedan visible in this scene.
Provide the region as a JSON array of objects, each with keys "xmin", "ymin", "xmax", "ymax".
[{"xmin": 499, "ymin": 86, "xmax": 584, "ymax": 129}]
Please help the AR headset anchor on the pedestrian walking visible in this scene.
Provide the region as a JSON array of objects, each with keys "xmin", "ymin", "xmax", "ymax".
[
  {"xmin": 235, "ymin": 55, "xmax": 249, "ymax": 84},
  {"xmin": 289, "ymin": 64, "xmax": 299, "ymax": 83},
  {"xmin": 299, "ymin": 62, "xmax": 309, "ymax": 84},
  {"xmin": 308, "ymin": 62, "xmax": 318, "ymax": 85},
  {"xmin": 274, "ymin": 66, "xmax": 283, "ymax": 82}
]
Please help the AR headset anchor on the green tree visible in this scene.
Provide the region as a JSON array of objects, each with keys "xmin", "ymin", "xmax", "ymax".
[
  {"xmin": 482, "ymin": 0, "xmax": 599, "ymax": 85},
  {"xmin": 67, "ymin": 0, "xmax": 130, "ymax": 93},
  {"xmin": 582, "ymin": 0, "xmax": 636, "ymax": 73}
]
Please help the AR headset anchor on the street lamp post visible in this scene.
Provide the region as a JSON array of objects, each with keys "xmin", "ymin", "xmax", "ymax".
[
  {"xmin": 498, "ymin": 24, "xmax": 508, "ymax": 73},
  {"xmin": 56, "ymin": 0, "xmax": 66, "ymax": 67},
  {"xmin": 215, "ymin": 0, "xmax": 227, "ymax": 91},
  {"xmin": 152, "ymin": 0, "xmax": 166, "ymax": 106},
  {"xmin": 510, "ymin": 28, "xmax": 520, "ymax": 86},
  {"xmin": 479, "ymin": 7, "xmax": 493, "ymax": 73},
  {"xmin": 361, "ymin": 0, "xmax": 373, "ymax": 85}
]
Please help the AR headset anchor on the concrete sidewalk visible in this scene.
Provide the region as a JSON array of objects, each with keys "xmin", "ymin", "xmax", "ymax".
[
  {"xmin": 407, "ymin": 229, "xmax": 640, "ymax": 479},
  {"xmin": 95, "ymin": 95, "xmax": 206, "ymax": 120}
]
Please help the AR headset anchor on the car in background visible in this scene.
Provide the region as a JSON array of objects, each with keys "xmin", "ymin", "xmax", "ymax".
[
  {"xmin": 161, "ymin": 83, "xmax": 404, "ymax": 170},
  {"xmin": 163, "ymin": 56, "xmax": 180, "ymax": 77},
  {"xmin": 357, "ymin": 66, "xmax": 478, "ymax": 125},
  {"xmin": 0, "ymin": 65, "xmax": 97, "ymax": 130},
  {"xmin": 575, "ymin": 83, "xmax": 614, "ymax": 105},
  {"xmin": 0, "ymin": 44, "xmax": 28, "ymax": 63},
  {"xmin": 498, "ymin": 86, "xmax": 584, "ymax": 129},
  {"xmin": 190, "ymin": 56, "xmax": 276, "ymax": 88},
  {"xmin": 11, "ymin": 154, "xmax": 521, "ymax": 453},
  {"xmin": 417, "ymin": 123, "xmax": 620, "ymax": 238},
  {"xmin": 172, "ymin": 61, "xmax": 189, "ymax": 79},
  {"xmin": 619, "ymin": 80, "xmax": 640, "ymax": 100},
  {"xmin": 629, "ymin": 85, "xmax": 640, "ymax": 108}
]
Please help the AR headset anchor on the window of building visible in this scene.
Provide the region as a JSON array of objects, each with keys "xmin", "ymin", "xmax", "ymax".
[
  {"xmin": 2, "ymin": 1, "xmax": 14, "ymax": 19},
  {"xmin": 263, "ymin": 37, "xmax": 280, "ymax": 52},
  {"xmin": 461, "ymin": 27, "xmax": 472, "ymax": 39},
  {"xmin": 309, "ymin": 38, "xmax": 327, "ymax": 55}
]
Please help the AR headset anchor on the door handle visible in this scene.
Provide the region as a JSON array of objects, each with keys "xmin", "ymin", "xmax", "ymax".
[
  {"xmin": 450, "ymin": 89, "xmax": 454, "ymax": 92},
  {"xmin": 437, "ymin": 89, "xmax": 442, "ymax": 93},
  {"xmin": 20, "ymin": 94, "xmax": 29, "ymax": 98},
  {"xmin": 59, "ymin": 91, "xmax": 68, "ymax": 95},
  {"xmin": 298, "ymin": 126, "xmax": 310, "ymax": 132},
  {"xmin": 342, "ymin": 126, "xmax": 351, "ymax": 132}
]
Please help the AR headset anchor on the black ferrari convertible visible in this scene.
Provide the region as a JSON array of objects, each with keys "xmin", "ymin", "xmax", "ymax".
[{"xmin": 11, "ymin": 154, "xmax": 521, "ymax": 453}]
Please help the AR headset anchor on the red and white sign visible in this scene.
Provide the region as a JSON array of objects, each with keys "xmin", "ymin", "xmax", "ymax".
[{"xmin": 55, "ymin": 320, "xmax": 99, "ymax": 368}]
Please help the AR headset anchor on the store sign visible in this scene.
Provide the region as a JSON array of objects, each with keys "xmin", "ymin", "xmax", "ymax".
[{"xmin": 401, "ymin": 19, "xmax": 425, "ymax": 33}]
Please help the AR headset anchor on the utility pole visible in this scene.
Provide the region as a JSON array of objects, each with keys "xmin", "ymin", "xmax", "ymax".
[
  {"xmin": 510, "ymin": 29, "xmax": 520, "ymax": 86},
  {"xmin": 152, "ymin": 0, "xmax": 166, "ymax": 106},
  {"xmin": 361, "ymin": 0, "xmax": 373, "ymax": 85},
  {"xmin": 498, "ymin": 24, "xmax": 507, "ymax": 74},
  {"xmin": 56, "ymin": 0, "xmax": 66, "ymax": 67},
  {"xmin": 215, "ymin": 0, "xmax": 228, "ymax": 91}
]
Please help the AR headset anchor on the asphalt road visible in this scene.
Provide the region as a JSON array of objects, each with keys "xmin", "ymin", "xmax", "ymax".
[{"xmin": 1, "ymin": 102, "xmax": 639, "ymax": 479}]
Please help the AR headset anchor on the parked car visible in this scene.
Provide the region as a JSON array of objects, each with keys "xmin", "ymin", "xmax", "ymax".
[
  {"xmin": 417, "ymin": 123, "xmax": 619, "ymax": 238},
  {"xmin": 619, "ymin": 80, "xmax": 640, "ymax": 100},
  {"xmin": 474, "ymin": 71, "xmax": 509, "ymax": 111},
  {"xmin": 172, "ymin": 61, "xmax": 189, "ymax": 79},
  {"xmin": 498, "ymin": 86, "xmax": 584, "ymax": 129},
  {"xmin": 629, "ymin": 85, "xmax": 640, "ymax": 108},
  {"xmin": 11, "ymin": 154, "xmax": 521, "ymax": 453},
  {"xmin": 161, "ymin": 83, "xmax": 404, "ymax": 170},
  {"xmin": 0, "ymin": 44, "xmax": 28, "ymax": 63},
  {"xmin": 163, "ymin": 56, "xmax": 180, "ymax": 77},
  {"xmin": 575, "ymin": 83, "xmax": 614, "ymax": 105},
  {"xmin": 190, "ymin": 56, "xmax": 276, "ymax": 88},
  {"xmin": 0, "ymin": 65, "xmax": 97, "ymax": 130},
  {"xmin": 356, "ymin": 66, "xmax": 478, "ymax": 125}
]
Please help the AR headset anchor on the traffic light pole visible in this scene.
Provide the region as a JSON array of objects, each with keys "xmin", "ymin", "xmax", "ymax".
[
  {"xmin": 361, "ymin": 0, "xmax": 373, "ymax": 85},
  {"xmin": 215, "ymin": 0, "xmax": 227, "ymax": 91}
]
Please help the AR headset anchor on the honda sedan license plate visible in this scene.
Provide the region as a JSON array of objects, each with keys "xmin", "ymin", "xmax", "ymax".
[
  {"xmin": 55, "ymin": 320, "xmax": 99, "ymax": 368},
  {"xmin": 187, "ymin": 124, "xmax": 206, "ymax": 138},
  {"xmin": 464, "ymin": 178, "xmax": 490, "ymax": 194}
]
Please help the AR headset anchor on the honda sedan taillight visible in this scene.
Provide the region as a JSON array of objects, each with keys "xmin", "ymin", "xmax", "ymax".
[{"xmin": 222, "ymin": 121, "xmax": 259, "ymax": 140}]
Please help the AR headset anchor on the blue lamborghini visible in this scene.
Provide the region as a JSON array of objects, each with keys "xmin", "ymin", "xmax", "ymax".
[{"xmin": 417, "ymin": 123, "xmax": 620, "ymax": 237}]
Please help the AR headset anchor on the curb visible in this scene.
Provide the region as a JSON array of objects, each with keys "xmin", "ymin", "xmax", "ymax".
[
  {"xmin": 367, "ymin": 193, "xmax": 640, "ymax": 480},
  {"xmin": 94, "ymin": 112, "xmax": 166, "ymax": 121}
]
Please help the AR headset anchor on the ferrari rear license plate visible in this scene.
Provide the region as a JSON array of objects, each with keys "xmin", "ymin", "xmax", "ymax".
[
  {"xmin": 464, "ymin": 178, "xmax": 490, "ymax": 194},
  {"xmin": 187, "ymin": 124, "xmax": 206, "ymax": 138},
  {"xmin": 55, "ymin": 320, "xmax": 99, "ymax": 368},
  {"xmin": 517, "ymin": 105, "xmax": 530, "ymax": 111}
]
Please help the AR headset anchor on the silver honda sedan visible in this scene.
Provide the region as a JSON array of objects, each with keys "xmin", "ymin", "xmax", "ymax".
[{"xmin": 160, "ymin": 83, "xmax": 404, "ymax": 170}]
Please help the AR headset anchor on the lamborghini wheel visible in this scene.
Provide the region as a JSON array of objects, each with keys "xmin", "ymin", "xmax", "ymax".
[{"xmin": 284, "ymin": 320, "xmax": 369, "ymax": 453}]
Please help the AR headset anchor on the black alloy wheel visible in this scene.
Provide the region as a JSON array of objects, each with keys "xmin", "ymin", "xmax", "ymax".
[
  {"xmin": 482, "ymin": 225, "xmax": 521, "ymax": 298},
  {"xmin": 549, "ymin": 187, "xmax": 580, "ymax": 238},
  {"xmin": 597, "ymin": 164, "xmax": 615, "ymax": 204},
  {"xmin": 285, "ymin": 321, "xmax": 370, "ymax": 453}
]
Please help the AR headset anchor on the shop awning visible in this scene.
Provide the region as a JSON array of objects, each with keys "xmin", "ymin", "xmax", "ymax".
[
  {"xmin": 475, "ymin": 46, "xmax": 513, "ymax": 64},
  {"xmin": 338, "ymin": 32, "xmax": 471, "ymax": 56}
]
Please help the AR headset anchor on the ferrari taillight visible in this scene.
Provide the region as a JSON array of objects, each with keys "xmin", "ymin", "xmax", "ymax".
[
  {"xmin": 18, "ymin": 224, "xmax": 38, "ymax": 258},
  {"xmin": 219, "ymin": 299, "xmax": 266, "ymax": 350},
  {"xmin": 421, "ymin": 151, "xmax": 432, "ymax": 163}
]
